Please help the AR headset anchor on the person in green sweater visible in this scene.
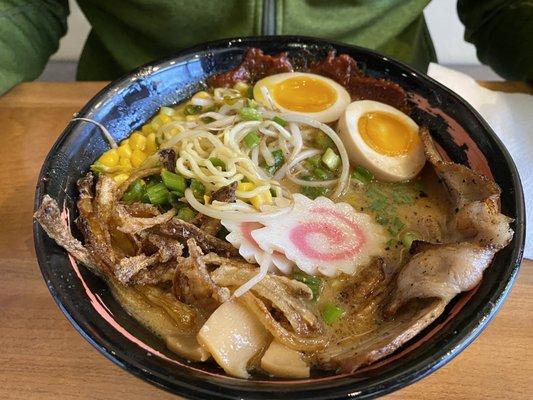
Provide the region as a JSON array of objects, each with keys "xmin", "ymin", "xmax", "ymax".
[{"xmin": 0, "ymin": 0, "xmax": 531, "ymax": 95}]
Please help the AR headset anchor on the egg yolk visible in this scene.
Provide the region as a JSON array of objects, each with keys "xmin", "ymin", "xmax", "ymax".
[
  {"xmin": 271, "ymin": 77, "xmax": 337, "ymax": 112},
  {"xmin": 358, "ymin": 112, "xmax": 418, "ymax": 156}
]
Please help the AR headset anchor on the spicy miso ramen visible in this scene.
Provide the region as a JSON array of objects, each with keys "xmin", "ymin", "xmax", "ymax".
[{"xmin": 35, "ymin": 48, "xmax": 513, "ymax": 379}]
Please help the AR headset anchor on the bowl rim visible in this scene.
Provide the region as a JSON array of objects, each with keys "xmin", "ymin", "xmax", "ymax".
[{"xmin": 33, "ymin": 35, "xmax": 525, "ymax": 399}]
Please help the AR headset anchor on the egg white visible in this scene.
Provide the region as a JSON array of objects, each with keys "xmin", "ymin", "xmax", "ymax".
[
  {"xmin": 338, "ymin": 100, "xmax": 425, "ymax": 182},
  {"xmin": 253, "ymin": 72, "xmax": 351, "ymax": 123}
]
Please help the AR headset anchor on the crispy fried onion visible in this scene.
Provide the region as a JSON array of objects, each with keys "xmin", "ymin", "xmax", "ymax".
[
  {"xmin": 155, "ymin": 218, "xmax": 239, "ymax": 258},
  {"xmin": 238, "ymin": 293, "xmax": 326, "ymax": 352},
  {"xmin": 34, "ymin": 194, "xmax": 101, "ymax": 276},
  {"xmin": 40, "ymin": 174, "xmax": 185, "ymax": 286},
  {"xmin": 34, "ymin": 192, "xmax": 197, "ymax": 335},
  {"xmin": 115, "ymin": 234, "xmax": 183, "ymax": 284},
  {"xmin": 114, "ymin": 204, "xmax": 176, "ymax": 235},
  {"xmin": 171, "ymin": 241, "xmax": 327, "ymax": 352},
  {"xmin": 76, "ymin": 175, "xmax": 117, "ymax": 270},
  {"xmin": 173, "ymin": 239, "xmax": 231, "ymax": 305},
  {"xmin": 211, "ymin": 265, "xmax": 320, "ymax": 335}
]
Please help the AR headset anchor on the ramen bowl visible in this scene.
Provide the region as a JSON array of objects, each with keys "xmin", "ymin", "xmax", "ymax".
[{"xmin": 33, "ymin": 36, "xmax": 524, "ymax": 399}]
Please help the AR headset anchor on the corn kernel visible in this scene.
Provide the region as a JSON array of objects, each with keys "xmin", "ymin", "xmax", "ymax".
[
  {"xmin": 171, "ymin": 114, "xmax": 185, "ymax": 121},
  {"xmin": 145, "ymin": 132, "xmax": 157, "ymax": 154},
  {"xmin": 203, "ymin": 195, "xmax": 211, "ymax": 204},
  {"xmin": 113, "ymin": 173, "xmax": 129, "ymax": 185},
  {"xmin": 119, "ymin": 157, "xmax": 132, "ymax": 171},
  {"xmin": 237, "ymin": 182, "xmax": 255, "ymax": 192},
  {"xmin": 131, "ymin": 149, "xmax": 147, "ymax": 167},
  {"xmin": 118, "ymin": 143, "xmax": 132, "ymax": 158},
  {"xmin": 120, "ymin": 138, "xmax": 130, "ymax": 146},
  {"xmin": 150, "ymin": 120, "xmax": 161, "ymax": 131},
  {"xmin": 233, "ymin": 81, "xmax": 249, "ymax": 95},
  {"xmin": 160, "ymin": 114, "xmax": 171, "ymax": 124},
  {"xmin": 185, "ymin": 115, "xmax": 197, "ymax": 122},
  {"xmin": 141, "ymin": 124, "xmax": 154, "ymax": 135},
  {"xmin": 153, "ymin": 114, "xmax": 171, "ymax": 126},
  {"xmin": 251, "ymin": 189, "xmax": 272, "ymax": 210},
  {"xmin": 130, "ymin": 132, "xmax": 146, "ymax": 151},
  {"xmin": 192, "ymin": 91, "xmax": 212, "ymax": 100},
  {"xmin": 98, "ymin": 148, "xmax": 119, "ymax": 167}
]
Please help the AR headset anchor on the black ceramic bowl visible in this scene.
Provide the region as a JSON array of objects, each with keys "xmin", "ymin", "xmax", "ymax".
[{"xmin": 33, "ymin": 36, "xmax": 525, "ymax": 399}]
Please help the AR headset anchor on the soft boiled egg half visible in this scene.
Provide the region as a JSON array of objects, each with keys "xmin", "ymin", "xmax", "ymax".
[
  {"xmin": 253, "ymin": 72, "xmax": 351, "ymax": 123},
  {"xmin": 338, "ymin": 100, "xmax": 425, "ymax": 182}
]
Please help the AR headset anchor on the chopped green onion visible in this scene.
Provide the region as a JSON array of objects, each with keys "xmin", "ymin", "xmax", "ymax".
[
  {"xmin": 304, "ymin": 154, "xmax": 321, "ymax": 170},
  {"xmin": 314, "ymin": 132, "xmax": 335, "ymax": 150},
  {"xmin": 184, "ymin": 104, "xmax": 202, "ymax": 115},
  {"xmin": 145, "ymin": 174, "xmax": 163, "ymax": 187},
  {"xmin": 369, "ymin": 197, "xmax": 387, "ymax": 211},
  {"xmin": 388, "ymin": 216, "xmax": 405, "ymax": 235},
  {"xmin": 160, "ymin": 106, "xmax": 175, "ymax": 116},
  {"xmin": 243, "ymin": 131, "xmax": 261, "ymax": 149},
  {"xmin": 386, "ymin": 238, "xmax": 399, "ymax": 248},
  {"xmin": 190, "ymin": 179, "xmax": 205, "ymax": 198},
  {"xmin": 375, "ymin": 214, "xmax": 389, "ymax": 226},
  {"xmin": 246, "ymin": 86, "xmax": 254, "ymax": 99},
  {"xmin": 146, "ymin": 182, "xmax": 170, "ymax": 205},
  {"xmin": 322, "ymin": 303, "xmax": 345, "ymax": 325},
  {"xmin": 322, "ymin": 148, "xmax": 341, "ymax": 171},
  {"xmin": 401, "ymin": 230, "xmax": 421, "ymax": 249},
  {"xmin": 392, "ymin": 186, "xmax": 414, "ymax": 204},
  {"xmin": 366, "ymin": 184, "xmax": 387, "ymax": 201},
  {"xmin": 265, "ymin": 149, "xmax": 284, "ymax": 175},
  {"xmin": 209, "ymin": 157, "xmax": 225, "ymax": 170},
  {"xmin": 313, "ymin": 167, "xmax": 333, "ymax": 181},
  {"xmin": 239, "ymin": 107, "xmax": 262, "ymax": 121},
  {"xmin": 142, "ymin": 175, "xmax": 163, "ymax": 202},
  {"xmin": 177, "ymin": 206, "xmax": 197, "ymax": 222},
  {"xmin": 352, "ymin": 165, "xmax": 374, "ymax": 184},
  {"xmin": 292, "ymin": 272, "xmax": 322, "ymax": 299},
  {"xmin": 273, "ymin": 116, "xmax": 287, "ymax": 127},
  {"xmin": 300, "ymin": 186, "xmax": 328, "ymax": 200},
  {"xmin": 247, "ymin": 99, "xmax": 259, "ymax": 108},
  {"xmin": 122, "ymin": 179, "xmax": 145, "ymax": 204},
  {"xmin": 392, "ymin": 191, "xmax": 414, "ymax": 204},
  {"xmin": 161, "ymin": 170, "xmax": 187, "ymax": 194},
  {"xmin": 168, "ymin": 192, "xmax": 185, "ymax": 209}
]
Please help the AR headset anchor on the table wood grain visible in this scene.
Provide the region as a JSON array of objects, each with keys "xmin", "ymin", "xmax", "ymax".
[{"xmin": 0, "ymin": 82, "xmax": 531, "ymax": 400}]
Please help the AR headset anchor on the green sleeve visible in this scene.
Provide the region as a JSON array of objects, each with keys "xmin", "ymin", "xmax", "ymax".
[
  {"xmin": 0, "ymin": 0, "xmax": 69, "ymax": 95},
  {"xmin": 458, "ymin": 0, "xmax": 533, "ymax": 81}
]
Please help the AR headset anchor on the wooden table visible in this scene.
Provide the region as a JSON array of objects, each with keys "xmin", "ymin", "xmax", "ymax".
[{"xmin": 0, "ymin": 82, "xmax": 531, "ymax": 400}]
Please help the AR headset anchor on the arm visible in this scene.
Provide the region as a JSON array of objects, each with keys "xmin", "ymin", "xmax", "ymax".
[
  {"xmin": 0, "ymin": 0, "xmax": 69, "ymax": 95},
  {"xmin": 457, "ymin": 0, "xmax": 533, "ymax": 81}
]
